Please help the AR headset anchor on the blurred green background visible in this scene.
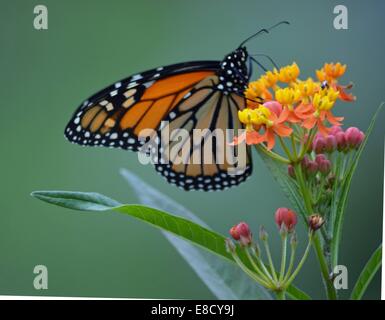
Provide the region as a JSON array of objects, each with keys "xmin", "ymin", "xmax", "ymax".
[{"xmin": 0, "ymin": 0, "xmax": 383, "ymax": 299}]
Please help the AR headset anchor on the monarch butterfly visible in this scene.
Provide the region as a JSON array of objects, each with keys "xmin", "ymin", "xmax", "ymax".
[{"xmin": 65, "ymin": 23, "xmax": 288, "ymax": 191}]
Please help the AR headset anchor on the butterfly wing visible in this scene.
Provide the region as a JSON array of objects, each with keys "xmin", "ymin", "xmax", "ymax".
[
  {"xmin": 153, "ymin": 74, "xmax": 252, "ymax": 191},
  {"xmin": 65, "ymin": 59, "xmax": 252, "ymax": 191},
  {"xmin": 65, "ymin": 61, "xmax": 220, "ymax": 151}
]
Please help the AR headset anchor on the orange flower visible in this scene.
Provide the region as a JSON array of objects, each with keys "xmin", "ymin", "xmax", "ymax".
[
  {"xmin": 302, "ymin": 110, "xmax": 343, "ymax": 136},
  {"xmin": 324, "ymin": 62, "xmax": 346, "ymax": 79},
  {"xmin": 278, "ymin": 62, "xmax": 300, "ymax": 83},
  {"xmin": 291, "ymin": 103, "xmax": 314, "ymax": 122},
  {"xmin": 316, "ymin": 62, "xmax": 346, "ymax": 83},
  {"xmin": 301, "ymin": 90, "xmax": 343, "ymax": 135},
  {"xmin": 316, "ymin": 62, "xmax": 355, "ymax": 102},
  {"xmin": 335, "ymin": 83, "xmax": 356, "ymax": 102}
]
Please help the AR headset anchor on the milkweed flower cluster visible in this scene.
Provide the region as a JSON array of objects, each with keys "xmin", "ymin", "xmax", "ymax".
[
  {"xmin": 235, "ymin": 62, "xmax": 356, "ymax": 151},
  {"xmin": 226, "ymin": 209, "xmax": 323, "ymax": 297},
  {"xmin": 228, "ymin": 61, "xmax": 371, "ymax": 299}
]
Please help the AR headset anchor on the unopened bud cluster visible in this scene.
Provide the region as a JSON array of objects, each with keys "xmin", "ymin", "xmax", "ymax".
[
  {"xmin": 312, "ymin": 126, "xmax": 364, "ymax": 154},
  {"xmin": 226, "ymin": 208, "xmax": 318, "ymax": 295}
]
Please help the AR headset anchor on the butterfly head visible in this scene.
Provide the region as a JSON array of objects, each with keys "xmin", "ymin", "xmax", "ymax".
[{"xmin": 217, "ymin": 47, "xmax": 250, "ymax": 95}]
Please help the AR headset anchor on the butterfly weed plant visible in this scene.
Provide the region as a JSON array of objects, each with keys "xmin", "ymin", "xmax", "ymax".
[{"xmin": 32, "ymin": 62, "xmax": 383, "ymax": 300}]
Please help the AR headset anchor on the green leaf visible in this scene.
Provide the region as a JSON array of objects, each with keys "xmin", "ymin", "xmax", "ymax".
[
  {"xmin": 331, "ymin": 102, "xmax": 384, "ymax": 266},
  {"xmin": 120, "ymin": 169, "xmax": 272, "ymax": 300},
  {"xmin": 350, "ymin": 244, "xmax": 382, "ymax": 300},
  {"xmin": 32, "ymin": 189, "xmax": 311, "ymax": 300},
  {"xmin": 32, "ymin": 190, "xmax": 234, "ymax": 261},
  {"xmin": 286, "ymin": 284, "xmax": 312, "ymax": 300}
]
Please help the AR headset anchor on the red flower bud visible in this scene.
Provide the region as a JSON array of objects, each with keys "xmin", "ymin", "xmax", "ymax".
[
  {"xmin": 229, "ymin": 225, "xmax": 240, "ymax": 240},
  {"xmin": 229, "ymin": 222, "xmax": 252, "ymax": 246},
  {"xmin": 274, "ymin": 208, "xmax": 297, "ymax": 232},
  {"xmin": 345, "ymin": 127, "xmax": 365, "ymax": 149}
]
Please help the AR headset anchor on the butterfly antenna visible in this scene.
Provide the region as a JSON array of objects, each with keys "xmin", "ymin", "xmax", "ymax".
[
  {"xmin": 250, "ymin": 56, "xmax": 268, "ymax": 72},
  {"xmin": 267, "ymin": 20, "xmax": 290, "ymax": 32},
  {"xmin": 238, "ymin": 28, "xmax": 269, "ymax": 48},
  {"xmin": 251, "ymin": 54, "xmax": 279, "ymax": 69},
  {"xmin": 238, "ymin": 21, "xmax": 290, "ymax": 48}
]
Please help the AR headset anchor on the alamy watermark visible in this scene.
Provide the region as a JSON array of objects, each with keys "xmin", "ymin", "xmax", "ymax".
[
  {"xmin": 33, "ymin": 265, "xmax": 48, "ymax": 290},
  {"xmin": 136, "ymin": 121, "xmax": 248, "ymax": 175}
]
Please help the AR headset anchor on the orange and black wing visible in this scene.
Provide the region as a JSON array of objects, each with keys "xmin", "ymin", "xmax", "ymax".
[
  {"xmin": 153, "ymin": 74, "xmax": 252, "ymax": 191},
  {"xmin": 65, "ymin": 61, "xmax": 220, "ymax": 151}
]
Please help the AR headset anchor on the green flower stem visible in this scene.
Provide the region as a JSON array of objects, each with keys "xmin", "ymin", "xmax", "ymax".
[
  {"xmin": 293, "ymin": 162, "xmax": 337, "ymax": 300},
  {"xmin": 256, "ymin": 145, "xmax": 290, "ymax": 164},
  {"xmin": 314, "ymin": 175, "xmax": 327, "ymax": 205},
  {"xmin": 262, "ymin": 239, "xmax": 279, "ymax": 282},
  {"xmin": 285, "ymin": 233, "xmax": 313, "ymax": 286},
  {"xmin": 245, "ymin": 249, "xmax": 273, "ymax": 285},
  {"xmin": 278, "ymin": 136, "xmax": 294, "ymax": 162},
  {"xmin": 291, "ymin": 134, "xmax": 298, "ymax": 159},
  {"xmin": 298, "ymin": 128, "xmax": 316, "ymax": 160},
  {"xmin": 251, "ymin": 247, "xmax": 275, "ymax": 282},
  {"xmin": 282, "ymin": 242, "xmax": 297, "ymax": 283},
  {"xmin": 276, "ymin": 290, "xmax": 286, "ymax": 300},
  {"xmin": 279, "ymin": 233, "xmax": 288, "ymax": 282},
  {"xmin": 230, "ymin": 250, "xmax": 272, "ymax": 288}
]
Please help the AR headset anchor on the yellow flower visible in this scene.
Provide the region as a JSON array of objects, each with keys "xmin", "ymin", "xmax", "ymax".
[
  {"xmin": 245, "ymin": 79, "xmax": 272, "ymax": 102},
  {"xmin": 295, "ymin": 78, "xmax": 319, "ymax": 98},
  {"xmin": 245, "ymin": 80, "xmax": 264, "ymax": 100},
  {"xmin": 261, "ymin": 69, "xmax": 279, "ymax": 87},
  {"xmin": 278, "ymin": 62, "xmax": 300, "ymax": 83},
  {"xmin": 252, "ymin": 106, "xmax": 272, "ymax": 126},
  {"xmin": 238, "ymin": 109, "xmax": 255, "ymax": 128},
  {"xmin": 313, "ymin": 93, "xmax": 335, "ymax": 112},
  {"xmin": 275, "ymin": 87, "xmax": 302, "ymax": 106},
  {"xmin": 320, "ymin": 87, "xmax": 340, "ymax": 102},
  {"xmin": 238, "ymin": 106, "xmax": 271, "ymax": 129}
]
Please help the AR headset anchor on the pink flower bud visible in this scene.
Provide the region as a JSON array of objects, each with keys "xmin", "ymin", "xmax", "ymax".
[
  {"xmin": 312, "ymin": 136, "xmax": 327, "ymax": 154},
  {"xmin": 318, "ymin": 159, "xmax": 331, "ymax": 174},
  {"xmin": 330, "ymin": 125, "xmax": 343, "ymax": 136},
  {"xmin": 315, "ymin": 154, "xmax": 327, "ymax": 165},
  {"xmin": 325, "ymin": 135, "xmax": 337, "ymax": 153},
  {"xmin": 335, "ymin": 131, "xmax": 347, "ymax": 152},
  {"xmin": 229, "ymin": 222, "xmax": 252, "ymax": 246},
  {"xmin": 345, "ymin": 127, "xmax": 365, "ymax": 149},
  {"xmin": 288, "ymin": 165, "xmax": 295, "ymax": 178},
  {"xmin": 274, "ymin": 208, "xmax": 297, "ymax": 232},
  {"xmin": 307, "ymin": 160, "xmax": 319, "ymax": 175},
  {"xmin": 264, "ymin": 100, "xmax": 283, "ymax": 116}
]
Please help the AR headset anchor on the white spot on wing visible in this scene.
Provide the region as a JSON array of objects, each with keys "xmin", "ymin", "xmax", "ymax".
[
  {"xmin": 144, "ymin": 81, "xmax": 155, "ymax": 88},
  {"xmin": 131, "ymin": 74, "xmax": 143, "ymax": 81}
]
